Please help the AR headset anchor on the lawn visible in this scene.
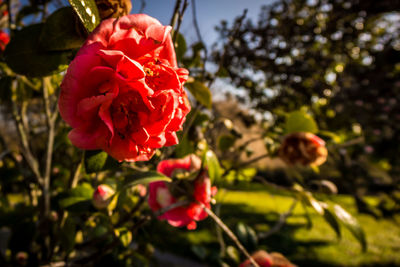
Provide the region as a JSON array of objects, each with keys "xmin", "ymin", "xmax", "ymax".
[{"xmin": 145, "ymin": 184, "xmax": 400, "ymax": 266}]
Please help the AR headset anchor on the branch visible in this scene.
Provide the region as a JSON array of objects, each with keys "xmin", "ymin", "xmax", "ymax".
[
  {"xmin": 172, "ymin": 0, "xmax": 189, "ymax": 44},
  {"xmin": 11, "ymin": 79, "xmax": 43, "ymax": 185},
  {"xmin": 257, "ymin": 198, "xmax": 298, "ymax": 239},
  {"xmin": 191, "ymin": 0, "xmax": 208, "ymax": 78},
  {"xmin": 201, "ymin": 203, "xmax": 260, "ymax": 267}
]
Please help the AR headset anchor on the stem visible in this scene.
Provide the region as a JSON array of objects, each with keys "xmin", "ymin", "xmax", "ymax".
[
  {"xmin": 11, "ymin": 79, "xmax": 43, "ymax": 185},
  {"xmin": 169, "ymin": 0, "xmax": 182, "ymax": 29},
  {"xmin": 201, "ymin": 203, "xmax": 259, "ymax": 267},
  {"xmin": 222, "ymin": 153, "xmax": 269, "ymax": 177},
  {"xmin": 172, "ymin": 0, "xmax": 189, "ymax": 44},
  {"xmin": 43, "ymin": 77, "xmax": 57, "ymax": 218},
  {"xmin": 258, "ymin": 199, "xmax": 298, "ymax": 239},
  {"xmin": 191, "ymin": 0, "xmax": 208, "ymax": 78}
]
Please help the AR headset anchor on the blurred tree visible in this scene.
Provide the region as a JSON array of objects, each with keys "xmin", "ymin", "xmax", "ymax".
[{"xmin": 213, "ymin": 0, "xmax": 400, "ymax": 213}]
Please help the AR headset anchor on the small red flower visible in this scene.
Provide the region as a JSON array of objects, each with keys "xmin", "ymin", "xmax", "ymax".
[
  {"xmin": 0, "ymin": 30, "xmax": 9, "ymax": 52},
  {"xmin": 148, "ymin": 154, "xmax": 217, "ymax": 230},
  {"xmin": 58, "ymin": 14, "xmax": 190, "ymax": 162},
  {"xmin": 278, "ymin": 132, "xmax": 327, "ymax": 166},
  {"xmin": 239, "ymin": 250, "xmax": 297, "ymax": 267}
]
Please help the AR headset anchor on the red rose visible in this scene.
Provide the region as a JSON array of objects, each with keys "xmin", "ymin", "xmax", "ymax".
[
  {"xmin": 278, "ymin": 132, "xmax": 327, "ymax": 166},
  {"xmin": 0, "ymin": 30, "xmax": 9, "ymax": 52},
  {"xmin": 58, "ymin": 14, "xmax": 190, "ymax": 162},
  {"xmin": 148, "ymin": 154, "xmax": 217, "ymax": 230}
]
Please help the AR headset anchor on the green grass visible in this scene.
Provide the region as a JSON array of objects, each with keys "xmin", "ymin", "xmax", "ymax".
[{"xmin": 147, "ymin": 184, "xmax": 400, "ymax": 266}]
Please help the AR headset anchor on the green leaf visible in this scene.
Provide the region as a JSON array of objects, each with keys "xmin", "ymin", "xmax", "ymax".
[
  {"xmin": 174, "ymin": 134, "xmax": 195, "ymax": 158},
  {"xmin": 235, "ymin": 222, "xmax": 258, "ymax": 251},
  {"xmin": 115, "ymin": 228, "xmax": 132, "ymax": 247},
  {"xmin": 323, "ymin": 206, "xmax": 341, "ymax": 238},
  {"xmin": 285, "ymin": 110, "xmax": 318, "ymax": 134},
  {"xmin": 175, "ymin": 33, "xmax": 187, "ymax": 62},
  {"xmin": 70, "ymin": 182, "xmax": 94, "ymax": 198},
  {"xmin": 40, "ymin": 7, "xmax": 85, "ymax": 51},
  {"xmin": 125, "ymin": 171, "xmax": 172, "ymax": 187},
  {"xmin": 203, "ymin": 150, "xmax": 222, "ymax": 183},
  {"xmin": 226, "ymin": 246, "xmax": 240, "ymax": 263},
  {"xmin": 68, "ymin": 0, "xmax": 100, "ymax": 33},
  {"xmin": 334, "ymin": 204, "xmax": 367, "ymax": 251},
  {"xmin": 59, "ymin": 197, "xmax": 92, "ymax": 212},
  {"xmin": 191, "ymin": 244, "xmax": 208, "ymax": 260},
  {"xmin": 185, "ymin": 81, "xmax": 212, "ymax": 109},
  {"xmin": 218, "ymin": 134, "xmax": 236, "ymax": 152},
  {"xmin": 84, "ymin": 150, "xmax": 108, "ymax": 174},
  {"xmin": 4, "ymin": 24, "xmax": 71, "ymax": 77}
]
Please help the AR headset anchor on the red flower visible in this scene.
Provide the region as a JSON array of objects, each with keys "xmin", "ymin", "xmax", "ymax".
[
  {"xmin": 148, "ymin": 154, "xmax": 217, "ymax": 230},
  {"xmin": 0, "ymin": 30, "xmax": 9, "ymax": 52},
  {"xmin": 278, "ymin": 132, "xmax": 328, "ymax": 166},
  {"xmin": 58, "ymin": 14, "xmax": 190, "ymax": 162}
]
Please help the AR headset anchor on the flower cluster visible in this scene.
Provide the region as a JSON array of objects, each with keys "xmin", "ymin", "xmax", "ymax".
[
  {"xmin": 148, "ymin": 154, "xmax": 217, "ymax": 230},
  {"xmin": 278, "ymin": 132, "xmax": 327, "ymax": 166},
  {"xmin": 58, "ymin": 14, "xmax": 190, "ymax": 162}
]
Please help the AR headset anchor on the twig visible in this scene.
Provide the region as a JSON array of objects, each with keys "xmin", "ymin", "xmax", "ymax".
[
  {"xmin": 138, "ymin": 0, "xmax": 146, "ymax": 13},
  {"xmin": 201, "ymin": 203, "xmax": 260, "ymax": 267},
  {"xmin": 222, "ymin": 153, "xmax": 269, "ymax": 177},
  {"xmin": 42, "ymin": 77, "xmax": 58, "ymax": 218},
  {"xmin": 258, "ymin": 198, "xmax": 298, "ymax": 239},
  {"xmin": 214, "ymin": 203, "xmax": 226, "ymax": 257},
  {"xmin": 174, "ymin": 0, "xmax": 189, "ymax": 44},
  {"xmin": 191, "ymin": 0, "xmax": 208, "ymax": 78},
  {"xmin": 11, "ymin": 79, "xmax": 43, "ymax": 185},
  {"xmin": 169, "ymin": 0, "xmax": 182, "ymax": 29}
]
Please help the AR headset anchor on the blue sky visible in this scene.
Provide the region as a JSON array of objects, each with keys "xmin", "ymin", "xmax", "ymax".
[{"xmin": 132, "ymin": 0, "xmax": 274, "ymax": 46}]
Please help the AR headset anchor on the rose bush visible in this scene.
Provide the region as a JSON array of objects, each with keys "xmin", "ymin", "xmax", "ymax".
[
  {"xmin": 148, "ymin": 154, "xmax": 217, "ymax": 230},
  {"xmin": 59, "ymin": 14, "xmax": 190, "ymax": 162},
  {"xmin": 278, "ymin": 132, "xmax": 327, "ymax": 166}
]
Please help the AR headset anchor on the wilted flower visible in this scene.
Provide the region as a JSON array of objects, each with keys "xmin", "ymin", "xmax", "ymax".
[
  {"xmin": 278, "ymin": 132, "xmax": 327, "ymax": 166},
  {"xmin": 95, "ymin": 0, "xmax": 132, "ymax": 20}
]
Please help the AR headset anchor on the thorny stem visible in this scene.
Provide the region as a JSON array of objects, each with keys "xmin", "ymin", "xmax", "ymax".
[{"xmin": 200, "ymin": 203, "xmax": 260, "ymax": 267}]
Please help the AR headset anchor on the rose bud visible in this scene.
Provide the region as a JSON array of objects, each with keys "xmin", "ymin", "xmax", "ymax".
[
  {"xmin": 278, "ymin": 132, "xmax": 327, "ymax": 166},
  {"xmin": 93, "ymin": 184, "xmax": 115, "ymax": 209},
  {"xmin": 239, "ymin": 250, "xmax": 272, "ymax": 267},
  {"xmin": 95, "ymin": 0, "xmax": 132, "ymax": 20},
  {"xmin": 15, "ymin": 251, "xmax": 28, "ymax": 266},
  {"xmin": 148, "ymin": 154, "xmax": 217, "ymax": 230},
  {"xmin": 58, "ymin": 14, "xmax": 190, "ymax": 162},
  {"xmin": 0, "ymin": 30, "xmax": 10, "ymax": 53},
  {"xmin": 132, "ymin": 184, "xmax": 147, "ymax": 197}
]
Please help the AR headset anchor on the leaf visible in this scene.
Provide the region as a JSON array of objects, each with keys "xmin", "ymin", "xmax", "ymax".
[
  {"xmin": 185, "ymin": 81, "xmax": 212, "ymax": 109},
  {"xmin": 39, "ymin": 7, "xmax": 85, "ymax": 51},
  {"xmin": 323, "ymin": 206, "xmax": 341, "ymax": 238},
  {"xmin": 115, "ymin": 228, "xmax": 132, "ymax": 247},
  {"xmin": 218, "ymin": 134, "xmax": 236, "ymax": 152},
  {"xmin": 235, "ymin": 222, "xmax": 258, "ymax": 251},
  {"xmin": 226, "ymin": 246, "xmax": 240, "ymax": 263},
  {"xmin": 71, "ymin": 183, "xmax": 94, "ymax": 198},
  {"xmin": 125, "ymin": 171, "xmax": 172, "ymax": 187},
  {"xmin": 59, "ymin": 197, "xmax": 92, "ymax": 212},
  {"xmin": 334, "ymin": 204, "xmax": 367, "ymax": 251},
  {"xmin": 203, "ymin": 150, "xmax": 222, "ymax": 183},
  {"xmin": 4, "ymin": 24, "xmax": 71, "ymax": 77},
  {"xmin": 191, "ymin": 244, "xmax": 208, "ymax": 260},
  {"xmin": 175, "ymin": 33, "xmax": 187, "ymax": 62},
  {"xmin": 68, "ymin": 0, "xmax": 100, "ymax": 33},
  {"xmin": 84, "ymin": 150, "xmax": 108, "ymax": 174},
  {"xmin": 285, "ymin": 110, "xmax": 318, "ymax": 134},
  {"xmin": 60, "ymin": 216, "xmax": 76, "ymax": 253}
]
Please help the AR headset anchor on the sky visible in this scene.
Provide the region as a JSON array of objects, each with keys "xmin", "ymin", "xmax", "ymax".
[{"xmin": 132, "ymin": 0, "xmax": 274, "ymax": 46}]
